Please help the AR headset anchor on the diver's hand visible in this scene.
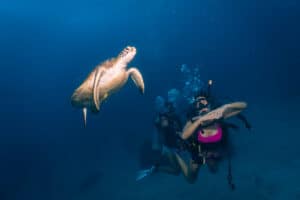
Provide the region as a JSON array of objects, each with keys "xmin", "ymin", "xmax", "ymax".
[
  {"xmin": 202, "ymin": 109, "xmax": 223, "ymax": 123},
  {"xmin": 175, "ymin": 131, "xmax": 183, "ymax": 139},
  {"xmin": 200, "ymin": 107, "xmax": 209, "ymax": 113},
  {"xmin": 245, "ymin": 123, "xmax": 252, "ymax": 131}
]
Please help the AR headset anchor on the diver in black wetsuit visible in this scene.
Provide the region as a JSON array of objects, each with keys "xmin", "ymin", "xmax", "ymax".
[
  {"xmin": 153, "ymin": 102, "xmax": 183, "ymax": 149},
  {"xmin": 136, "ymin": 102, "xmax": 184, "ymax": 180}
]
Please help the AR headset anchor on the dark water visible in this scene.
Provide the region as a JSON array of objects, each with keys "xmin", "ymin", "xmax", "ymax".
[{"xmin": 1, "ymin": 0, "xmax": 300, "ymax": 199}]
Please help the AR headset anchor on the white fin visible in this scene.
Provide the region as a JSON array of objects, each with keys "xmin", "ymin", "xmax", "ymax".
[{"xmin": 136, "ymin": 166, "xmax": 156, "ymax": 181}]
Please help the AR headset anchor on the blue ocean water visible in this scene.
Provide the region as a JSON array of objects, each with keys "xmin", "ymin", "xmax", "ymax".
[{"xmin": 1, "ymin": 0, "xmax": 299, "ymax": 199}]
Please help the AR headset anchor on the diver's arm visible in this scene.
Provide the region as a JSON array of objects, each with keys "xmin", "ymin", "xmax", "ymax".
[
  {"xmin": 181, "ymin": 109, "xmax": 225, "ymax": 140},
  {"xmin": 152, "ymin": 129, "xmax": 163, "ymax": 151},
  {"xmin": 174, "ymin": 115, "xmax": 183, "ymax": 131},
  {"xmin": 152, "ymin": 118, "xmax": 163, "ymax": 151},
  {"xmin": 181, "ymin": 119, "xmax": 203, "ymax": 140}
]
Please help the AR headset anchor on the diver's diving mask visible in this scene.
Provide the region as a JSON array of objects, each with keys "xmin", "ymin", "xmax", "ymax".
[
  {"xmin": 194, "ymin": 96, "xmax": 211, "ymax": 115},
  {"xmin": 195, "ymin": 96, "xmax": 208, "ymax": 108}
]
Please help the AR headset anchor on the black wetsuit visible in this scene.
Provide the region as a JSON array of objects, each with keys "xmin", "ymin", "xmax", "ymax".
[{"xmin": 155, "ymin": 114, "xmax": 183, "ymax": 149}]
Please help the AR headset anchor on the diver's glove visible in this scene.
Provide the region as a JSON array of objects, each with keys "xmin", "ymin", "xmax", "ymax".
[
  {"xmin": 237, "ymin": 114, "xmax": 252, "ymax": 131},
  {"xmin": 136, "ymin": 165, "xmax": 157, "ymax": 181},
  {"xmin": 245, "ymin": 122, "xmax": 252, "ymax": 131}
]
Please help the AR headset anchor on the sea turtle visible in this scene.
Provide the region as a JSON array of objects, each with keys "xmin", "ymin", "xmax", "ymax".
[{"xmin": 71, "ymin": 46, "xmax": 145, "ymax": 127}]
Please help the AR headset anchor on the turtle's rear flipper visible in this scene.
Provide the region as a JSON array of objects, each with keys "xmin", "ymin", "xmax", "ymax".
[
  {"xmin": 127, "ymin": 67, "xmax": 145, "ymax": 94},
  {"xmin": 71, "ymin": 84, "xmax": 93, "ymax": 108}
]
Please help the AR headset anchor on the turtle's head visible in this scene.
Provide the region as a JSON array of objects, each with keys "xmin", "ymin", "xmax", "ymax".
[{"xmin": 118, "ymin": 46, "xmax": 136, "ymax": 64}]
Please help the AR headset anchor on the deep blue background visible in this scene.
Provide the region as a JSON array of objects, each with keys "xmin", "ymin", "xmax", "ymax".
[{"xmin": 0, "ymin": 0, "xmax": 299, "ymax": 199}]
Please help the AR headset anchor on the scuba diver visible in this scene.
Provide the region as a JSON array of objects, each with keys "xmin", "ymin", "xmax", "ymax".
[
  {"xmin": 153, "ymin": 102, "xmax": 183, "ymax": 150},
  {"xmin": 174, "ymin": 80, "xmax": 251, "ymax": 189},
  {"xmin": 136, "ymin": 101, "xmax": 184, "ymax": 181}
]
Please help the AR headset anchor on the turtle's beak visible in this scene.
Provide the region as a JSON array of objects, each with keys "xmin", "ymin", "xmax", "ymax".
[{"xmin": 119, "ymin": 46, "xmax": 136, "ymax": 63}]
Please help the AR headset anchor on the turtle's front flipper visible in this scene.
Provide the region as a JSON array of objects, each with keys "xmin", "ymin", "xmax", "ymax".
[
  {"xmin": 127, "ymin": 67, "xmax": 145, "ymax": 94},
  {"xmin": 93, "ymin": 68, "xmax": 105, "ymax": 111}
]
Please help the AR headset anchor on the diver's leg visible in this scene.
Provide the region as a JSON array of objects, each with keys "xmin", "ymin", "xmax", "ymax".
[
  {"xmin": 206, "ymin": 158, "xmax": 218, "ymax": 174},
  {"xmin": 174, "ymin": 152, "xmax": 200, "ymax": 184},
  {"xmin": 156, "ymin": 165, "xmax": 181, "ymax": 175},
  {"xmin": 162, "ymin": 147, "xmax": 180, "ymax": 170},
  {"xmin": 187, "ymin": 159, "xmax": 200, "ymax": 183},
  {"xmin": 167, "ymin": 151, "xmax": 181, "ymax": 171},
  {"xmin": 156, "ymin": 146, "xmax": 181, "ymax": 175}
]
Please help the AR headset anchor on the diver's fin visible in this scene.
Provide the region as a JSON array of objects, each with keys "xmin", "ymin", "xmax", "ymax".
[
  {"xmin": 93, "ymin": 68, "xmax": 105, "ymax": 111},
  {"xmin": 136, "ymin": 166, "xmax": 156, "ymax": 181},
  {"xmin": 82, "ymin": 107, "xmax": 87, "ymax": 128},
  {"xmin": 127, "ymin": 67, "xmax": 145, "ymax": 94}
]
